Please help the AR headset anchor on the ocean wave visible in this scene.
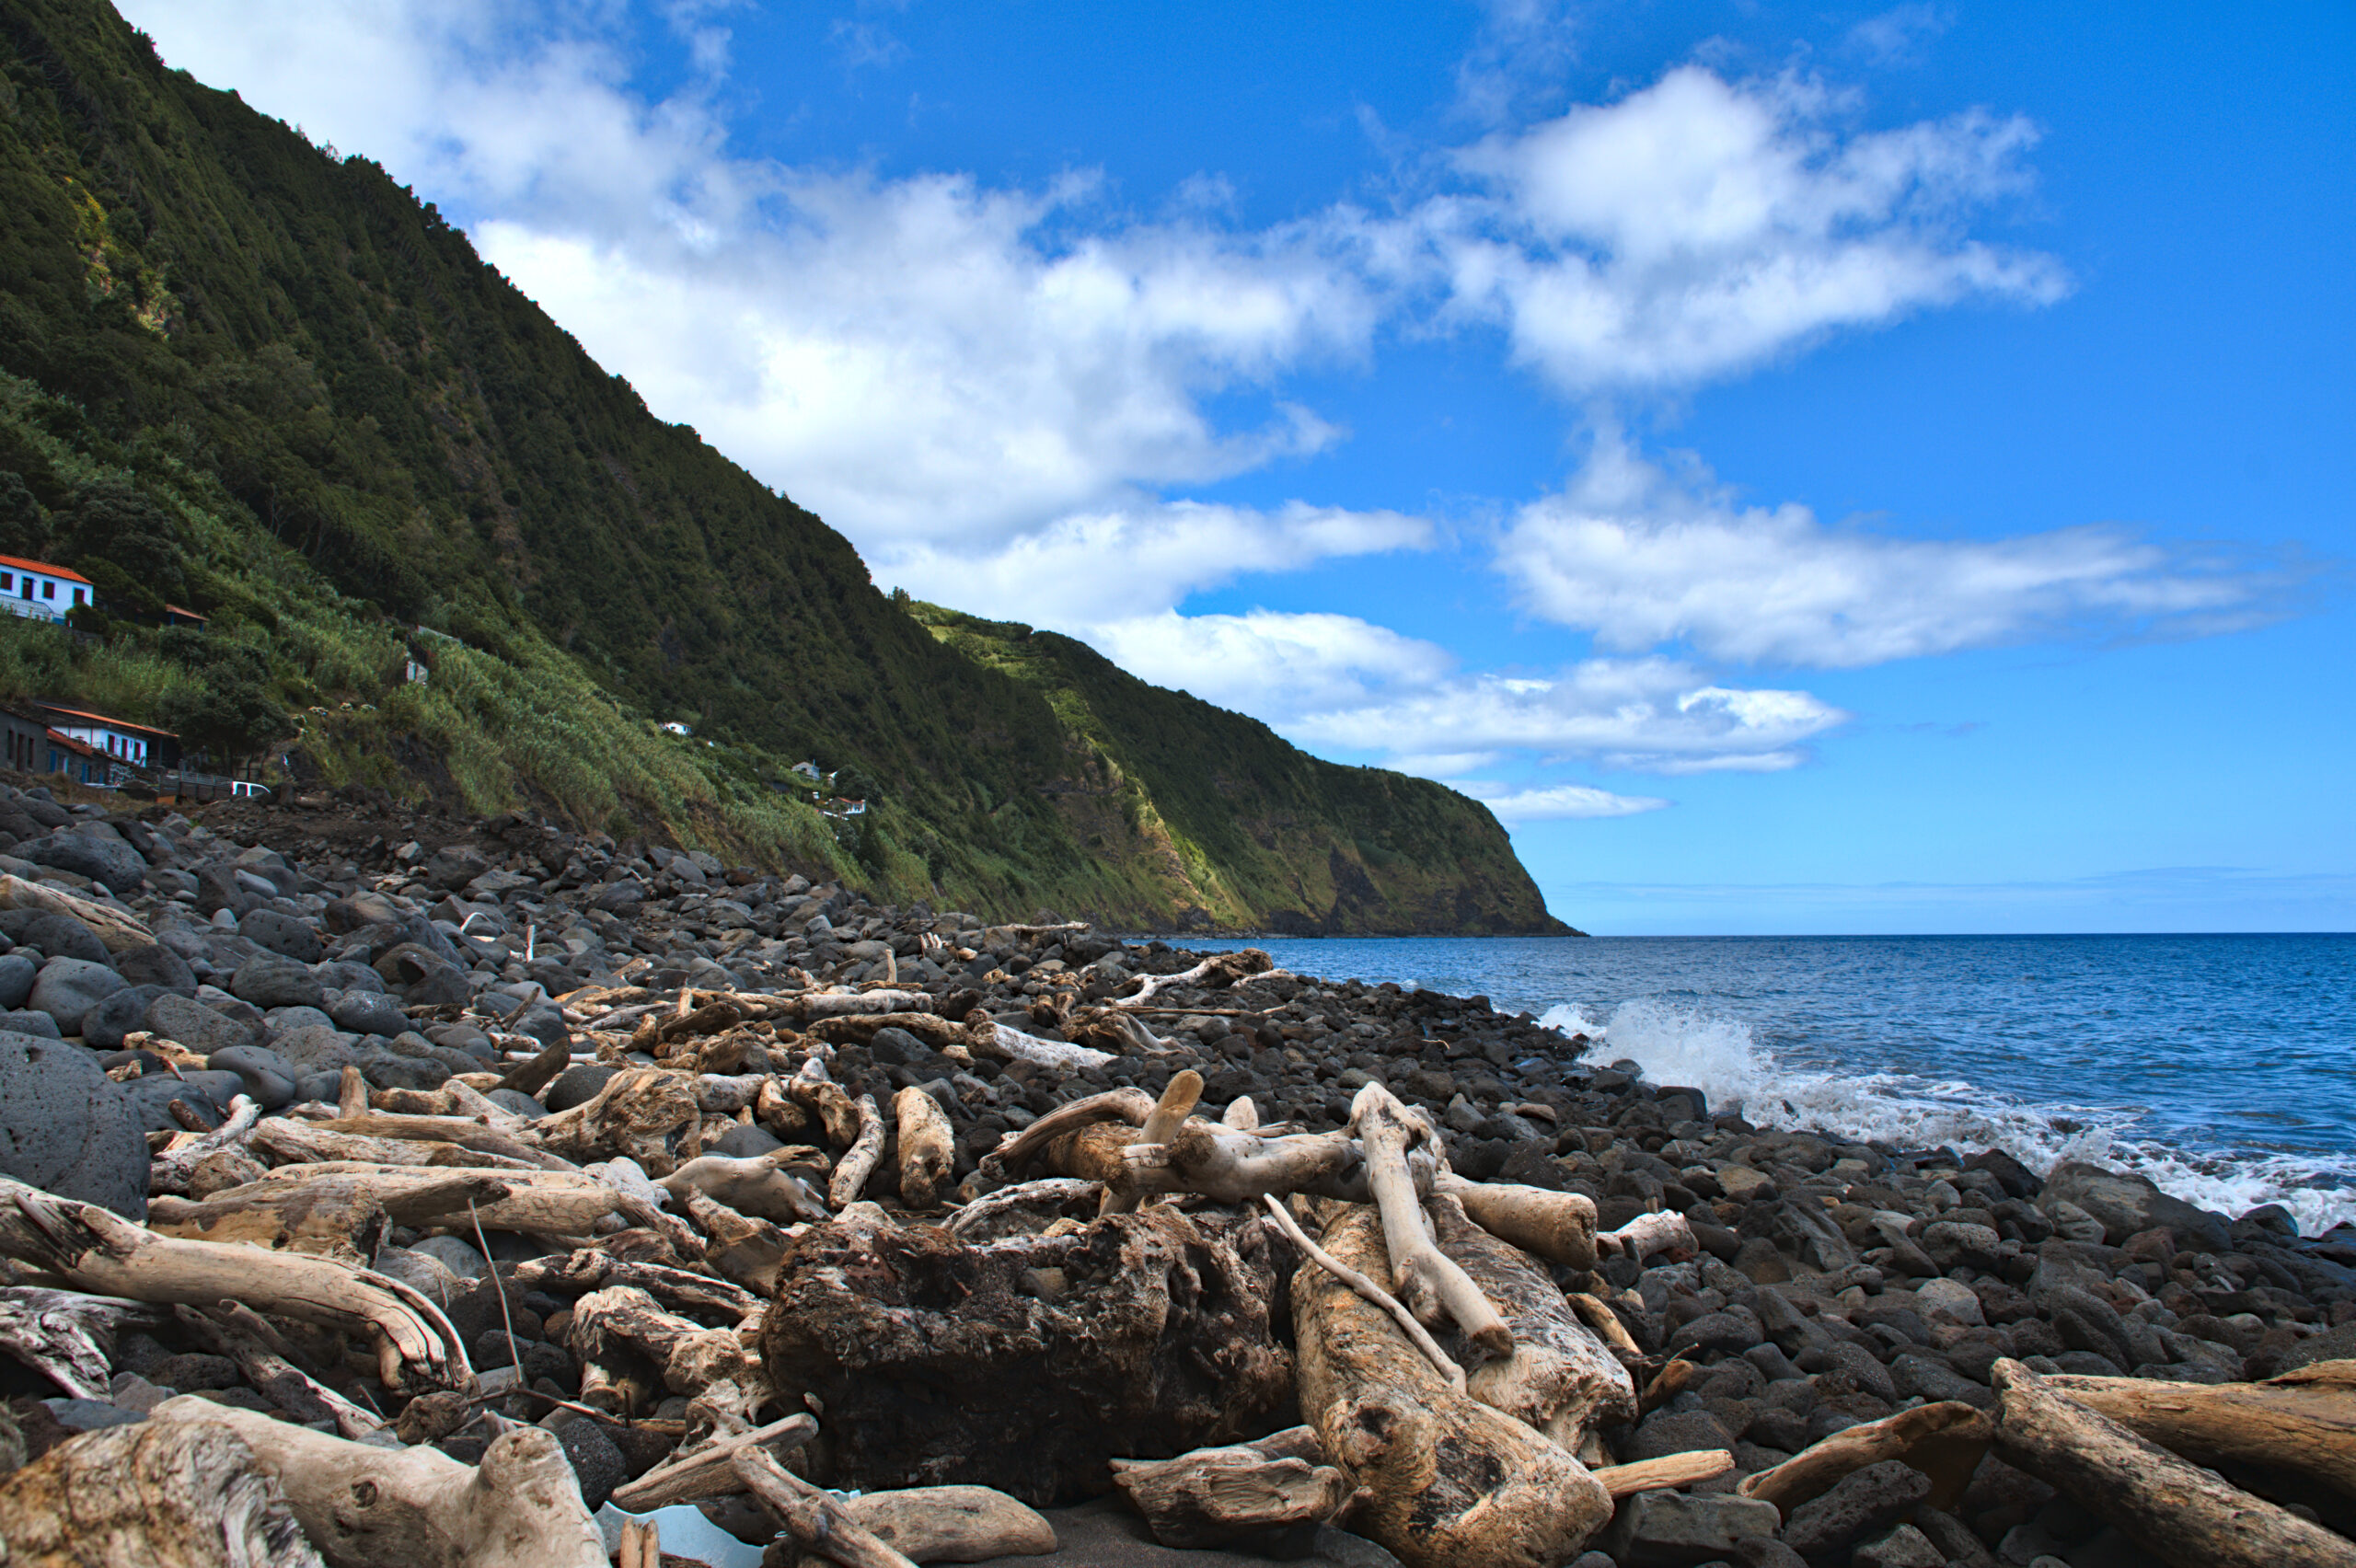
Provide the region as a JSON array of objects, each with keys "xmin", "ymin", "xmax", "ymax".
[{"xmin": 1541, "ymin": 997, "xmax": 2356, "ymax": 1238}]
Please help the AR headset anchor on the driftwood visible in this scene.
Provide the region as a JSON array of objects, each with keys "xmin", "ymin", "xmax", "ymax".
[
  {"xmin": 1433, "ymin": 1172, "xmax": 1597, "ymax": 1270},
  {"xmin": 1593, "ymin": 1450, "xmax": 1737, "ymax": 1498},
  {"xmin": 674, "ymin": 1185, "xmax": 791, "ymax": 1295},
  {"xmin": 833, "ymin": 1487, "xmax": 1058, "ymax": 1564},
  {"xmin": 1101, "ymin": 1071, "xmax": 1200, "ymax": 1217},
  {"xmin": 1350, "ymin": 1085, "xmax": 1508, "ymax": 1357},
  {"xmin": 1565, "ymin": 1293, "xmax": 1644, "ymax": 1361},
  {"xmin": 1109, "ymin": 1427, "xmax": 1350, "ymax": 1549},
  {"xmin": 893, "ymin": 1086, "xmax": 955, "ymax": 1209},
  {"xmin": 0, "ymin": 1417, "xmax": 323, "ymax": 1568},
  {"xmin": 1261, "ymin": 1194, "xmax": 1463, "ymax": 1390},
  {"xmin": 145, "ymin": 1184, "xmax": 389, "ymax": 1263},
  {"xmin": 2040, "ymin": 1358, "xmax": 2356, "ymax": 1512},
  {"xmin": 1115, "ymin": 949, "xmax": 1271, "ymax": 1009},
  {"xmin": 784, "ymin": 1059, "xmax": 862, "ymax": 1147},
  {"xmin": 250, "ymin": 1119, "xmax": 537, "ymax": 1171},
  {"xmin": 175, "ymin": 1301, "xmax": 386, "ymax": 1439},
  {"xmin": 944, "ymin": 1178, "xmax": 1101, "ymax": 1243},
  {"xmin": 1291, "ymin": 1202, "xmax": 1611, "ymax": 1568},
  {"xmin": 303, "ymin": 1113, "xmax": 559, "ymax": 1170},
  {"xmin": 827, "ymin": 1094, "xmax": 885, "ymax": 1208},
  {"xmin": 972, "ymin": 1020, "xmax": 1114, "ymax": 1074},
  {"xmin": 990, "ymin": 1089, "xmax": 1157, "ymax": 1174},
  {"xmin": 608, "ymin": 1412, "xmax": 816, "ymax": 1511},
  {"xmin": 571, "ymin": 1285, "xmax": 769, "ymax": 1434},
  {"xmin": 1428, "ymin": 1195, "xmax": 1634, "ymax": 1453},
  {"xmin": 733, "ymin": 1445, "xmax": 920, "ymax": 1568},
  {"xmin": 149, "ymin": 1097, "xmax": 264, "ymax": 1195},
  {"xmin": 660, "ymin": 1152, "xmax": 830, "ymax": 1225},
  {"xmin": 763, "ymin": 1208, "xmax": 1292, "ymax": 1505},
  {"xmin": 1739, "ymin": 1399, "xmax": 1992, "ymax": 1515},
  {"xmin": 0, "ymin": 1176, "xmax": 469, "ymax": 1391},
  {"xmin": 0, "ymin": 872, "xmax": 153, "ymax": 951},
  {"xmin": 1600, "ymin": 1209, "xmax": 1695, "ymax": 1263},
  {"xmin": 503, "ymin": 1251, "xmax": 761, "ymax": 1320},
  {"xmin": 0, "ymin": 1286, "xmax": 167, "ymax": 1398},
  {"xmin": 147, "ymin": 1397, "xmax": 606, "ymax": 1568},
  {"xmin": 1989, "ymin": 1358, "xmax": 2356, "ymax": 1568},
  {"xmin": 537, "ymin": 1068, "xmax": 699, "ymax": 1175},
  {"xmin": 494, "ymin": 1032, "xmax": 573, "ymax": 1097}
]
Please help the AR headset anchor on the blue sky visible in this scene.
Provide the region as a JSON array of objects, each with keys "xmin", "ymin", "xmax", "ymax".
[{"xmin": 124, "ymin": 1, "xmax": 2354, "ymax": 934}]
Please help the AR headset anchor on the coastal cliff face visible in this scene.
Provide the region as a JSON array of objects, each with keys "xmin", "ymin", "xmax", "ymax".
[{"xmin": 0, "ymin": 0, "xmax": 1571, "ymax": 934}]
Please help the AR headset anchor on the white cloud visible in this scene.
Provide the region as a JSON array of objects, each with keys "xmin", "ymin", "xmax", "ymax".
[
  {"xmin": 1080, "ymin": 607, "xmax": 1455, "ymax": 717},
  {"xmin": 1501, "ymin": 432, "xmax": 2304, "ymax": 667},
  {"xmin": 1437, "ymin": 65, "xmax": 2066, "ymax": 390},
  {"xmin": 1454, "ymin": 781, "xmax": 1670, "ymax": 821},
  {"xmin": 1843, "ymin": 6, "xmax": 1953, "ymax": 67}
]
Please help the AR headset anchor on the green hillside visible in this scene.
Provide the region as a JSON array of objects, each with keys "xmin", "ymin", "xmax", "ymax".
[{"xmin": 0, "ymin": 0, "xmax": 1573, "ymax": 934}]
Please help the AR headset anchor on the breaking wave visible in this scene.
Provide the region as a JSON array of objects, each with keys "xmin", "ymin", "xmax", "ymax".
[{"xmin": 1540, "ymin": 997, "xmax": 2356, "ymax": 1238}]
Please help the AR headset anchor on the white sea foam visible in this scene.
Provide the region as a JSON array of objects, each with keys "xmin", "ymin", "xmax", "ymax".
[{"xmin": 1541, "ymin": 998, "xmax": 2356, "ymax": 1238}]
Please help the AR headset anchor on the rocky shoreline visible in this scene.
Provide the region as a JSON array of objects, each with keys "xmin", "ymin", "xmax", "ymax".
[{"xmin": 0, "ymin": 782, "xmax": 2351, "ymax": 1568}]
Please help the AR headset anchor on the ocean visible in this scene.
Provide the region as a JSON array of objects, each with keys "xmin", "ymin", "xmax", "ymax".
[{"xmin": 1246, "ymin": 933, "xmax": 2356, "ymax": 1237}]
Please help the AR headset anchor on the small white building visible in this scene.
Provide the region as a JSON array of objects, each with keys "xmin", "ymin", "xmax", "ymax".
[
  {"xmin": 661, "ymin": 721, "xmax": 693, "ymax": 736},
  {"xmin": 40, "ymin": 705, "xmax": 170, "ymax": 767},
  {"xmin": 0, "ymin": 556, "xmax": 92, "ymax": 621}
]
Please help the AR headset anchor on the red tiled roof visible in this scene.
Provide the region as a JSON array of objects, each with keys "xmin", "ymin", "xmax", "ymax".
[
  {"xmin": 0, "ymin": 555, "xmax": 91, "ymax": 585},
  {"xmin": 34, "ymin": 703, "xmax": 177, "ymax": 739},
  {"xmin": 42, "ymin": 728, "xmax": 99, "ymax": 758},
  {"xmin": 164, "ymin": 604, "xmax": 208, "ymax": 620}
]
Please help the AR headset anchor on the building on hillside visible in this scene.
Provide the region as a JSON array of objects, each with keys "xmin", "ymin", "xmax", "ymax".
[
  {"xmin": 0, "ymin": 707, "xmax": 51, "ymax": 774},
  {"xmin": 40, "ymin": 728, "xmax": 108, "ymax": 786},
  {"xmin": 0, "ymin": 556, "xmax": 93, "ymax": 622},
  {"xmin": 33, "ymin": 704, "xmax": 179, "ymax": 771},
  {"xmin": 163, "ymin": 604, "xmax": 209, "ymax": 629}
]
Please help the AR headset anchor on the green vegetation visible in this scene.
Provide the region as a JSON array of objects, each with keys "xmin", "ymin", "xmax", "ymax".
[{"xmin": 0, "ymin": 0, "xmax": 1572, "ymax": 933}]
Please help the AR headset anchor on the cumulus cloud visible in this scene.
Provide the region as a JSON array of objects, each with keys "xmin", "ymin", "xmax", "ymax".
[
  {"xmin": 1453, "ymin": 781, "xmax": 1670, "ymax": 822},
  {"xmin": 1501, "ymin": 432, "xmax": 2306, "ymax": 667},
  {"xmin": 1436, "ymin": 65, "xmax": 2067, "ymax": 390}
]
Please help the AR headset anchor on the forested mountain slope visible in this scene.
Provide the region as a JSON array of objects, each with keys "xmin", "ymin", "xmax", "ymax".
[{"xmin": 0, "ymin": 0, "xmax": 1572, "ymax": 934}]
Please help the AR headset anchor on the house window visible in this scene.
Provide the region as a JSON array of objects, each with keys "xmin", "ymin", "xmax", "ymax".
[
  {"xmin": 0, "ymin": 573, "xmax": 12, "ymax": 591},
  {"xmin": 40, "ymin": 581, "xmax": 52, "ymax": 600},
  {"xmin": 71, "ymin": 588, "xmax": 86, "ymax": 606}
]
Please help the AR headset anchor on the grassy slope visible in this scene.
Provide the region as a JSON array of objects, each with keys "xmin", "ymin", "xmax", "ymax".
[{"xmin": 0, "ymin": 0, "xmax": 1573, "ymax": 934}]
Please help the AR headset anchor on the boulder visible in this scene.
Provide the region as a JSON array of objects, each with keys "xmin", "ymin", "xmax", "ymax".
[
  {"xmin": 0, "ymin": 951, "xmax": 34, "ymax": 1009},
  {"xmin": 144, "ymin": 992, "xmax": 263, "ymax": 1055},
  {"xmin": 1781, "ymin": 1459, "xmax": 1931, "ymax": 1563},
  {"xmin": 111, "ymin": 942, "xmax": 198, "ymax": 993},
  {"xmin": 424, "ymin": 847, "xmax": 489, "ymax": 890},
  {"xmin": 324, "ymin": 890, "xmax": 403, "ymax": 932},
  {"xmin": 228, "ymin": 953, "xmax": 325, "ymax": 1010},
  {"xmin": 204, "ymin": 1045, "xmax": 301, "ymax": 1111},
  {"xmin": 192, "ymin": 866, "xmax": 260, "ymax": 919},
  {"xmin": 1595, "ymin": 1492, "xmax": 1782, "ymax": 1568},
  {"xmin": 29, "ymin": 957, "xmax": 128, "ymax": 1033},
  {"xmin": 546, "ymin": 1063, "xmax": 617, "ymax": 1112},
  {"xmin": 328, "ymin": 989, "xmax": 410, "ymax": 1039},
  {"xmin": 0, "ymin": 1033, "xmax": 149, "ymax": 1216},
  {"xmin": 21, "ymin": 913, "xmax": 111, "ymax": 965},
  {"xmin": 2039, "ymin": 1162, "xmax": 2231, "ymax": 1253},
  {"xmin": 79, "ymin": 984, "xmax": 171, "ymax": 1050},
  {"xmin": 119, "ymin": 1071, "xmax": 242, "ymax": 1134},
  {"xmin": 236, "ymin": 909, "xmax": 323, "ymax": 963},
  {"xmin": 270, "ymin": 1024, "xmax": 361, "ymax": 1073},
  {"xmin": 0, "ymin": 1009, "xmax": 63, "ymax": 1039},
  {"xmin": 17, "ymin": 831, "xmax": 145, "ymax": 891}
]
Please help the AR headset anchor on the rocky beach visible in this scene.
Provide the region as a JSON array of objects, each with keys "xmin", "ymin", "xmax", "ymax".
[{"xmin": 0, "ymin": 782, "xmax": 2352, "ymax": 1568}]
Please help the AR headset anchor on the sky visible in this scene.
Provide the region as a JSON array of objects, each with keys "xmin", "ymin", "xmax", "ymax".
[{"xmin": 120, "ymin": 0, "xmax": 2355, "ymax": 935}]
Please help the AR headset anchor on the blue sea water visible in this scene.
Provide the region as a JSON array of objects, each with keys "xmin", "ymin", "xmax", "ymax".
[{"xmin": 1247, "ymin": 934, "xmax": 2356, "ymax": 1235}]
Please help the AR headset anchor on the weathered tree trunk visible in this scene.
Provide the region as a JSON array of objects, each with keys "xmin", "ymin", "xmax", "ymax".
[
  {"xmin": 248, "ymin": 1122, "xmax": 535, "ymax": 1170},
  {"xmin": 1433, "ymin": 1172, "xmax": 1597, "ymax": 1270},
  {"xmin": 1292, "ymin": 1204, "xmax": 1611, "ymax": 1568},
  {"xmin": 661, "ymin": 1153, "xmax": 830, "ymax": 1226},
  {"xmin": 1592, "ymin": 1450, "xmax": 1735, "ymax": 1499},
  {"xmin": 0, "ymin": 1418, "xmax": 321, "ymax": 1568},
  {"xmin": 827, "ymin": 1093, "xmax": 886, "ymax": 1208},
  {"xmin": 1261, "ymin": 1195, "xmax": 1463, "ymax": 1389},
  {"xmin": 1099, "ymin": 1071, "xmax": 1200, "ymax": 1217},
  {"xmin": 762, "ymin": 1208, "xmax": 1293, "ymax": 1505},
  {"xmin": 1109, "ymin": 1427, "xmax": 1351, "ymax": 1549},
  {"xmin": 832, "ymin": 1485, "xmax": 1058, "ymax": 1563},
  {"xmin": 2040, "ymin": 1358, "xmax": 2356, "ymax": 1512},
  {"xmin": 174, "ymin": 1302, "xmax": 384, "ymax": 1439},
  {"xmin": 609, "ymin": 1413, "xmax": 817, "ymax": 1511},
  {"xmin": 1429, "ymin": 1196, "xmax": 1634, "ymax": 1454},
  {"xmin": 0, "ymin": 1176, "xmax": 469, "ymax": 1392},
  {"xmin": 733, "ymin": 1447, "xmax": 919, "ymax": 1568},
  {"xmin": 0, "ymin": 1286, "xmax": 167, "ymax": 1399},
  {"xmin": 146, "ymin": 1397, "xmax": 606, "ymax": 1568},
  {"xmin": 1350, "ymin": 1086, "xmax": 1509, "ymax": 1356},
  {"xmin": 171, "ymin": 1168, "xmax": 579, "ymax": 1234},
  {"xmin": 1738, "ymin": 1399, "xmax": 1992, "ymax": 1515},
  {"xmin": 893, "ymin": 1087, "xmax": 954, "ymax": 1209},
  {"xmin": 536, "ymin": 1067, "xmax": 699, "ymax": 1175},
  {"xmin": 0, "ymin": 874, "xmax": 152, "ymax": 952},
  {"xmin": 144, "ymin": 1185, "xmax": 390, "ymax": 1263},
  {"xmin": 1989, "ymin": 1358, "xmax": 2356, "ymax": 1568},
  {"xmin": 148, "ymin": 1098, "xmax": 264, "ymax": 1196}
]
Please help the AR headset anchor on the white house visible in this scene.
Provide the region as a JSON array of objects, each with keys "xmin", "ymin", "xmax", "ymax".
[
  {"xmin": 40, "ymin": 705, "xmax": 172, "ymax": 768},
  {"xmin": 0, "ymin": 556, "xmax": 92, "ymax": 621}
]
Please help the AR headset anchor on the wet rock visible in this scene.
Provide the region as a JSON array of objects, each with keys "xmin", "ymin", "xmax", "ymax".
[
  {"xmin": 17, "ymin": 832, "xmax": 145, "ymax": 890},
  {"xmin": 0, "ymin": 1033, "xmax": 149, "ymax": 1216},
  {"xmin": 1596, "ymin": 1491, "xmax": 1781, "ymax": 1568},
  {"xmin": 1781, "ymin": 1460, "xmax": 1930, "ymax": 1563},
  {"xmin": 228, "ymin": 953, "xmax": 326, "ymax": 1010},
  {"xmin": 29, "ymin": 956, "xmax": 127, "ymax": 1033},
  {"xmin": 237, "ymin": 909, "xmax": 324, "ymax": 963},
  {"xmin": 145, "ymin": 991, "xmax": 262, "ymax": 1055},
  {"xmin": 21, "ymin": 912, "xmax": 111, "ymax": 965},
  {"xmin": 2040, "ymin": 1162, "xmax": 2231, "ymax": 1254}
]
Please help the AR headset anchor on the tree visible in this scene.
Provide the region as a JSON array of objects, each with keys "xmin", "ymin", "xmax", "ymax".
[{"xmin": 61, "ymin": 478, "xmax": 185, "ymax": 605}]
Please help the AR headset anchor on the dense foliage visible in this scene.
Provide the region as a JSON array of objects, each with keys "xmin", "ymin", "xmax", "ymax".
[{"xmin": 0, "ymin": 0, "xmax": 1568, "ymax": 933}]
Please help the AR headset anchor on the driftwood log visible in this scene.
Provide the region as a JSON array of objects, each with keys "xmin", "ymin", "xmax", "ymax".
[
  {"xmin": 1351, "ymin": 1085, "xmax": 1509, "ymax": 1356},
  {"xmin": 2040, "ymin": 1357, "xmax": 2356, "ymax": 1514},
  {"xmin": 0, "ymin": 1418, "xmax": 323, "ymax": 1568},
  {"xmin": 175, "ymin": 1302, "xmax": 385, "ymax": 1439},
  {"xmin": 149, "ymin": 1097, "xmax": 264, "ymax": 1195},
  {"xmin": 1989, "ymin": 1358, "xmax": 2356, "ymax": 1568},
  {"xmin": 763, "ymin": 1208, "xmax": 1293, "ymax": 1505},
  {"xmin": 537, "ymin": 1068, "xmax": 699, "ymax": 1175},
  {"xmin": 1592, "ymin": 1450, "xmax": 1736, "ymax": 1498},
  {"xmin": 1428, "ymin": 1195, "xmax": 1634, "ymax": 1454},
  {"xmin": 0, "ymin": 1286, "xmax": 167, "ymax": 1398},
  {"xmin": 660, "ymin": 1152, "xmax": 830, "ymax": 1226},
  {"xmin": 1109, "ymin": 1426, "xmax": 1351, "ymax": 1550},
  {"xmin": 1292, "ymin": 1203, "xmax": 1611, "ymax": 1568},
  {"xmin": 1738, "ymin": 1399, "xmax": 1992, "ymax": 1515},
  {"xmin": 146, "ymin": 1397, "xmax": 606, "ymax": 1568},
  {"xmin": 0, "ymin": 1176, "xmax": 469, "ymax": 1391},
  {"xmin": 893, "ymin": 1086, "xmax": 955, "ymax": 1209},
  {"xmin": 827, "ymin": 1094, "xmax": 886, "ymax": 1208},
  {"xmin": 609, "ymin": 1413, "xmax": 817, "ymax": 1511},
  {"xmin": 0, "ymin": 873, "xmax": 153, "ymax": 952}
]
